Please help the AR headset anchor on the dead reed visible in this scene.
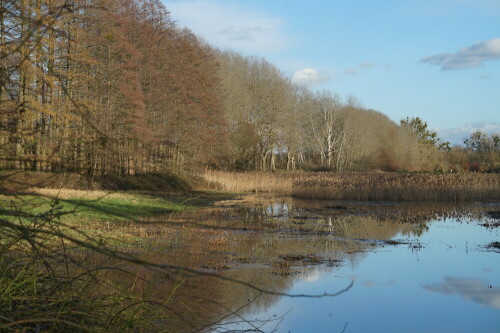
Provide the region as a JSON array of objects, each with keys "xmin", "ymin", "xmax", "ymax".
[
  {"xmin": 203, "ymin": 171, "xmax": 500, "ymax": 201},
  {"xmin": 293, "ymin": 172, "xmax": 500, "ymax": 201},
  {"xmin": 202, "ymin": 170, "xmax": 297, "ymax": 193}
]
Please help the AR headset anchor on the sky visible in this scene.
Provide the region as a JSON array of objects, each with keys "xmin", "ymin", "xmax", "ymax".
[{"xmin": 163, "ymin": 0, "xmax": 500, "ymax": 145}]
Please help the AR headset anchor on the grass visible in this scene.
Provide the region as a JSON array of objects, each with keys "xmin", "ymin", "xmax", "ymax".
[
  {"xmin": 0, "ymin": 191, "xmax": 187, "ymax": 244},
  {"xmin": 202, "ymin": 170, "xmax": 500, "ymax": 201},
  {"xmin": 0, "ymin": 184, "xmax": 242, "ymax": 332},
  {"xmin": 0, "ymin": 201, "xmax": 154, "ymax": 332},
  {"xmin": 0, "ymin": 188, "xmax": 225, "ymax": 223},
  {"xmin": 0, "ymin": 187, "xmax": 238, "ymax": 254},
  {"xmin": 0, "ymin": 254, "xmax": 162, "ymax": 332},
  {"xmin": 202, "ymin": 170, "xmax": 298, "ymax": 193}
]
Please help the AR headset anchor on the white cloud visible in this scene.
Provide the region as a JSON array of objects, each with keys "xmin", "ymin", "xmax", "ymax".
[
  {"xmin": 436, "ymin": 121, "xmax": 500, "ymax": 145},
  {"xmin": 165, "ymin": 0, "xmax": 291, "ymax": 53},
  {"xmin": 424, "ymin": 277, "xmax": 500, "ymax": 309},
  {"xmin": 292, "ymin": 68, "xmax": 331, "ymax": 86},
  {"xmin": 420, "ymin": 38, "xmax": 500, "ymax": 70}
]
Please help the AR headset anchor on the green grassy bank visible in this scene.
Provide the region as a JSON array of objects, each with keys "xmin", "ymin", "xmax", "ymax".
[{"xmin": 0, "ymin": 170, "xmax": 237, "ymax": 332}]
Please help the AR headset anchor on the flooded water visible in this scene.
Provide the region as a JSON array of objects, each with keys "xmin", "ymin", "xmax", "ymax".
[
  {"xmin": 135, "ymin": 198, "xmax": 500, "ymax": 332},
  {"xmin": 221, "ymin": 206, "xmax": 499, "ymax": 333}
]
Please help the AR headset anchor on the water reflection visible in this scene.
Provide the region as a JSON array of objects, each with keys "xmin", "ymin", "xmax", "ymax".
[
  {"xmin": 423, "ymin": 277, "xmax": 500, "ymax": 309},
  {"xmin": 110, "ymin": 198, "xmax": 500, "ymax": 332}
]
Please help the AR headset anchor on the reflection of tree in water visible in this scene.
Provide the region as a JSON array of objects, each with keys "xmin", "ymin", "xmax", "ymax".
[
  {"xmin": 146, "ymin": 197, "xmax": 500, "ymax": 331},
  {"xmin": 197, "ymin": 197, "xmax": 497, "ymax": 227},
  {"xmin": 87, "ymin": 198, "xmax": 500, "ymax": 332}
]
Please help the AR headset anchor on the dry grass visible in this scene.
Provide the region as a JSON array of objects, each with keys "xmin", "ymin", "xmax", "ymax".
[
  {"xmin": 293, "ymin": 172, "xmax": 500, "ymax": 201},
  {"xmin": 29, "ymin": 187, "xmax": 112, "ymax": 199},
  {"xmin": 203, "ymin": 170, "xmax": 500, "ymax": 201},
  {"xmin": 202, "ymin": 170, "xmax": 298, "ymax": 193},
  {"xmin": 27, "ymin": 187, "xmax": 156, "ymax": 201}
]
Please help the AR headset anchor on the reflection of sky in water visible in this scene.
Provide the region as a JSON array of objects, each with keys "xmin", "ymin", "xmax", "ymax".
[
  {"xmin": 226, "ymin": 217, "xmax": 500, "ymax": 333},
  {"xmin": 424, "ymin": 277, "xmax": 500, "ymax": 309}
]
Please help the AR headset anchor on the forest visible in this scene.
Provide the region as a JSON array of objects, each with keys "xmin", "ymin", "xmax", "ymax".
[{"xmin": 1, "ymin": 0, "xmax": 499, "ymax": 176}]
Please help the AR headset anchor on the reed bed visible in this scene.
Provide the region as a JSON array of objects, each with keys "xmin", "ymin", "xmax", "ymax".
[
  {"xmin": 202, "ymin": 170, "xmax": 298, "ymax": 193},
  {"xmin": 293, "ymin": 172, "xmax": 500, "ymax": 201},
  {"xmin": 203, "ymin": 171, "xmax": 500, "ymax": 201}
]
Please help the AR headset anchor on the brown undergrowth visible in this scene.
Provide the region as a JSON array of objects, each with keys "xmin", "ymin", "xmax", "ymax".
[{"xmin": 0, "ymin": 170, "xmax": 203, "ymax": 193}]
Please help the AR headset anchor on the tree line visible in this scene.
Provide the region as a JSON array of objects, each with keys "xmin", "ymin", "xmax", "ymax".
[
  {"xmin": 1, "ymin": 0, "xmax": 227, "ymax": 176},
  {"xmin": 1, "ymin": 0, "xmax": 498, "ymax": 175}
]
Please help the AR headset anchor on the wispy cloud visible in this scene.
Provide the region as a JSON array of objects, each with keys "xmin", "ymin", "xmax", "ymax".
[
  {"xmin": 344, "ymin": 68, "xmax": 358, "ymax": 75},
  {"xmin": 436, "ymin": 121, "xmax": 500, "ymax": 145},
  {"xmin": 219, "ymin": 26, "xmax": 269, "ymax": 41},
  {"xmin": 343, "ymin": 62, "xmax": 392, "ymax": 77},
  {"xmin": 357, "ymin": 61, "xmax": 377, "ymax": 70},
  {"xmin": 420, "ymin": 38, "xmax": 500, "ymax": 70},
  {"xmin": 292, "ymin": 68, "xmax": 331, "ymax": 86},
  {"xmin": 423, "ymin": 277, "xmax": 500, "ymax": 309},
  {"xmin": 333, "ymin": 61, "xmax": 392, "ymax": 79},
  {"xmin": 292, "ymin": 61, "xmax": 392, "ymax": 86},
  {"xmin": 166, "ymin": 0, "xmax": 291, "ymax": 53}
]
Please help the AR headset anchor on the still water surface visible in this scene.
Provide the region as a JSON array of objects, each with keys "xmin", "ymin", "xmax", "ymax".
[{"xmin": 199, "ymin": 199, "xmax": 500, "ymax": 333}]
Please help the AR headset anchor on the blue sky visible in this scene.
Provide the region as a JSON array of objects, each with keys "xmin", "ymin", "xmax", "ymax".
[{"xmin": 164, "ymin": 0, "xmax": 500, "ymax": 144}]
